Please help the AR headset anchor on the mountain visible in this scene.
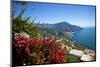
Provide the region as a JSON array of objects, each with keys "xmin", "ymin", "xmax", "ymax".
[{"xmin": 37, "ymin": 21, "xmax": 82, "ymax": 32}]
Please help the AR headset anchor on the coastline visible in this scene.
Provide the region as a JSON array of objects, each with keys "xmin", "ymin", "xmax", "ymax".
[{"xmin": 68, "ymin": 28, "xmax": 96, "ymax": 51}]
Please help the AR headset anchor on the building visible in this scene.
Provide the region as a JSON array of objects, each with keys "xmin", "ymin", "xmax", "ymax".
[
  {"xmin": 80, "ymin": 54, "xmax": 93, "ymax": 61},
  {"xmin": 69, "ymin": 49, "xmax": 83, "ymax": 57}
]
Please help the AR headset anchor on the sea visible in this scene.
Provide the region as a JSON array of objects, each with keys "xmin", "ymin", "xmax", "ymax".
[{"xmin": 71, "ymin": 27, "xmax": 96, "ymax": 51}]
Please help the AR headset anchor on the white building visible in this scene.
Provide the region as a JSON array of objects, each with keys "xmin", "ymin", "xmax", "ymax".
[
  {"xmin": 69, "ymin": 49, "xmax": 84, "ymax": 57},
  {"xmin": 80, "ymin": 54, "xmax": 93, "ymax": 61}
]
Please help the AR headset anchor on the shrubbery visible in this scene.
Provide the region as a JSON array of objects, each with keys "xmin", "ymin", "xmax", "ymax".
[
  {"xmin": 13, "ymin": 33, "xmax": 67, "ymax": 65},
  {"xmin": 12, "ymin": 16, "xmax": 41, "ymax": 38}
]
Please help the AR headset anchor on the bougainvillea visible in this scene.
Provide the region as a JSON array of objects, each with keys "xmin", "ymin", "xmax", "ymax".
[{"xmin": 12, "ymin": 33, "xmax": 67, "ymax": 65}]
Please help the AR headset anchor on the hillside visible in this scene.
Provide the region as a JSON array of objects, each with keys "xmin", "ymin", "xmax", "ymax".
[
  {"xmin": 37, "ymin": 22, "xmax": 82, "ymax": 38},
  {"xmin": 37, "ymin": 21, "xmax": 82, "ymax": 32}
]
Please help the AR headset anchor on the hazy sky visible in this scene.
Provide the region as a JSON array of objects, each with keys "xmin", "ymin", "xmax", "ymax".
[{"xmin": 13, "ymin": 1, "xmax": 96, "ymax": 27}]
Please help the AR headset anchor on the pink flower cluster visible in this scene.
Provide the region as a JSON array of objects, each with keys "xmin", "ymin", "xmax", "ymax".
[{"xmin": 13, "ymin": 34, "xmax": 67, "ymax": 65}]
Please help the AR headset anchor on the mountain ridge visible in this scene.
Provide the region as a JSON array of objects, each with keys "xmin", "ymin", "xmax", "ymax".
[{"xmin": 37, "ymin": 21, "xmax": 82, "ymax": 32}]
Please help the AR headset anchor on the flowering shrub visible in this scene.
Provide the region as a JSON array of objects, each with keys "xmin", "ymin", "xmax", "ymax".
[{"xmin": 13, "ymin": 34, "xmax": 67, "ymax": 65}]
